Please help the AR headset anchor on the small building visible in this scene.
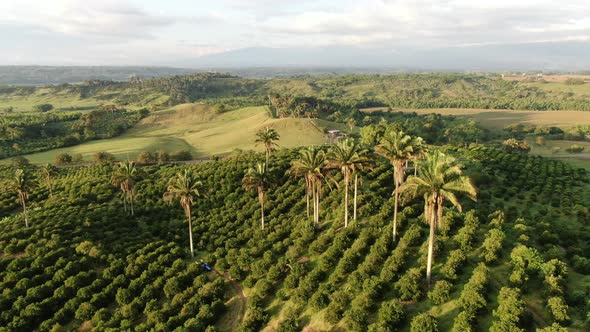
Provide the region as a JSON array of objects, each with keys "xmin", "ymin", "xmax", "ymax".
[{"xmin": 326, "ymin": 129, "xmax": 341, "ymax": 144}]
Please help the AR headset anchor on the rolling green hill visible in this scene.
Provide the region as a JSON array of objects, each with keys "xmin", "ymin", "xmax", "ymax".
[{"xmin": 10, "ymin": 104, "xmax": 337, "ymax": 163}]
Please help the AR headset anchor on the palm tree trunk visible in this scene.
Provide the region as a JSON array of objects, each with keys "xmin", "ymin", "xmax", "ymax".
[
  {"xmin": 21, "ymin": 197, "xmax": 28, "ymax": 228},
  {"xmin": 344, "ymin": 174, "xmax": 349, "ymax": 228},
  {"xmin": 314, "ymin": 183, "xmax": 319, "ymax": 225},
  {"xmin": 426, "ymin": 201, "xmax": 436, "ymax": 287},
  {"xmin": 187, "ymin": 206, "xmax": 194, "ymax": 259},
  {"xmin": 48, "ymin": 184, "xmax": 53, "ymax": 198},
  {"xmin": 122, "ymin": 192, "xmax": 127, "ymax": 213},
  {"xmin": 437, "ymin": 197, "xmax": 444, "ymax": 230},
  {"xmin": 261, "ymin": 199, "xmax": 265, "ymax": 230},
  {"xmin": 353, "ymin": 173, "xmax": 358, "ymax": 221},
  {"xmin": 393, "ymin": 181, "xmax": 399, "ymax": 241},
  {"xmin": 414, "ymin": 161, "xmax": 418, "ymax": 176},
  {"xmin": 265, "ymin": 148, "xmax": 270, "ymax": 169},
  {"xmin": 306, "ymin": 180, "xmax": 310, "ymax": 220},
  {"xmin": 130, "ymin": 193, "xmax": 134, "ymax": 216}
]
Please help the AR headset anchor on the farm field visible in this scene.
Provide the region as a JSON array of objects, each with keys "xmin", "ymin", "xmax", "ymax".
[
  {"xmin": 362, "ymin": 107, "xmax": 590, "ymax": 129},
  {"xmin": 1, "ymin": 146, "xmax": 588, "ymax": 331},
  {"xmin": 527, "ymin": 139, "xmax": 590, "ymax": 170}
]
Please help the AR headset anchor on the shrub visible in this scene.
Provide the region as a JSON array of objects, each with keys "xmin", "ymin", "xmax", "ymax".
[
  {"xmin": 480, "ymin": 229, "xmax": 505, "ymax": 263},
  {"xmin": 451, "ymin": 311, "xmax": 474, "ymax": 332},
  {"xmin": 489, "ymin": 287, "xmax": 525, "ymax": 332},
  {"xmin": 565, "ymin": 144, "xmax": 584, "ymax": 153},
  {"xmin": 395, "ymin": 268, "xmax": 422, "ymax": 301},
  {"xmin": 33, "ymin": 104, "xmax": 54, "ymax": 112},
  {"xmin": 72, "ymin": 153, "xmax": 84, "ymax": 162},
  {"xmin": 503, "ymin": 138, "xmax": 530, "ymax": 154},
  {"xmin": 171, "ymin": 150, "xmax": 193, "ymax": 161},
  {"xmin": 572, "ymin": 255, "xmax": 590, "ymax": 274},
  {"xmin": 54, "ymin": 153, "xmax": 73, "ymax": 165},
  {"xmin": 536, "ymin": 323, "xmax": 569, "ymax": 332},
  {"xmin": 458, "ymin": 263, "xmax": 489, "ymax": 315},
  {"xmin": 374, "ymin": 300, "xmax": 404, "ymax": 331},
  {"xmin": 428, "ymin": 280, "xmax": 451, "ymax": 305},
  {"xmin": 410, "ymin": 313, "xmax": 438, "ymax": 332},
  {"xmin": 93, "ymin": 151, "xmax": 116, "ymax": 164},
  {"xmin": 547, "ymin": 297, "xmax": 569, "ymax": 323},
  {"xmin": 137, "ymin": 151, "xmax": 156, "ymax": 164},
  {"xmin": 565, "ymin": 78, "xmax": 585, "ymax": 85},
  {"xmin": 74, "ymin": 302, "xmax": 95, "ymax": 321},
  {"xmin": 441, "ymin": 249, "xmax": 466, "ymax": 280}
]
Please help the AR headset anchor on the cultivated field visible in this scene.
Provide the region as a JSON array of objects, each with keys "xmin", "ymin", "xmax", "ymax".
[{"xmin": 362, "ymin": 107, "xmax": 590, "ymax": 129}]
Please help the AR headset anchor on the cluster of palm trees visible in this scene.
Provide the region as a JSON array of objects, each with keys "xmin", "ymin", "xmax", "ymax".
[
  {"xmin": 10, "ymin": 164, "xmax": 58, "ymax": 228},
  {"xmin": 286, "ymin": 129, "xmax": 476, "ymax": 285},
  {"xmin": 9, "ymin": 125, "xmax": 475, "ymax": 285}
]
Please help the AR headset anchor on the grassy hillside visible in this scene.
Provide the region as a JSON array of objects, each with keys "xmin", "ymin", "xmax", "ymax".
[
  {"xmin": 363, "ymin": 108, "xmax": 590, "ymax": 129},
  {"xmin": 9, "ymin": 104, "xmax": 333, "ymax": 163},
  {"xmin": 0, "ymin": 147, "xmax": 588, "ymax": 331},
  {"xmin": 0, "ymin": 84, "xmax": 168, "ymax": 112}
]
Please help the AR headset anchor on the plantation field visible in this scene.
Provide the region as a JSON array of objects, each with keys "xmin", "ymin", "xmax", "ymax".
[
  {"xmin": 0, "ymin": 146, "xmax": 588, "ymax": 331},
  {"xmin": 362, "ymin": 107, "xmax": 590, "ymax": 129},
  {"xmin": 7, "ymin": 104, "xmax": 333, "ymax": 163}
]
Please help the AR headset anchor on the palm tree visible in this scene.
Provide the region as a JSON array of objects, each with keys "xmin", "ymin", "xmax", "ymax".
[
  {"xmin": 351, "ymin": 147, "xmax": 373, "ymax": 222},
  {"xmin": 39, "ymin": 163, "xmax": 58, "ymax": 197},
  {"xmin": 399, "ymin": 151, "xmax": 477, "ymax": 285},
  {"xmin": 255, "ymin": 127, "xmax": 280, "ymax": 169},
  {"xmin": 111, "ymin": 161, "xmax": 138, "ymax": 216},
  {"xmin": 13, "ymin": 169, "xmax": 32, "ymax": 227},
  {"xmin": 289, "ymin": 147, "xmax": 326, "ymax": 225},
  {"xmin": 411, "ymin": 137, "xmax": 426, "ymax": 176},
  {"xmin": 164, "ymin": 169, "xmax": 203, "ymax": 258},
  {"xmin": 326, "ymin": 138, "xmax": 366, "ymax": 227},
  {"xmin": 243, "ymin": 163, "xmax": 269, "ymax": 230},
  {"xmin": 375, "ymin": 130, "xmax": 422, "ymax": 241}
]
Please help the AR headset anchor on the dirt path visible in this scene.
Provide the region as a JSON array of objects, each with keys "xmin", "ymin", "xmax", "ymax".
[{"xmin": 213, "ymin": 268, "xmax": 247, "ymax": 331}]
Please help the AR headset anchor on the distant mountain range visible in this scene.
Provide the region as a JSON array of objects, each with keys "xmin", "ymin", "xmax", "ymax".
[
  {"xmin": 187, "ymin": 41, "xmax": 590, "ymax": 71},
  {"xmin": 1, "ymin": 41, "xmax": 588, "ymax": 85}
]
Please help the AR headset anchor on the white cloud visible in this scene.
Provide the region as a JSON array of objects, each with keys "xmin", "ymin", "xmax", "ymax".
[{"xmin": 0, "ymin": 0, "xmax": 589, "ymax": 65}]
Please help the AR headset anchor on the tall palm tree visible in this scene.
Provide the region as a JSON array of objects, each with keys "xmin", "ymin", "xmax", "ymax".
[
  {"xmin": 39, "ymin": 163, "xmax": 58, "ymax": 197},
  {"xmin": 164, "ymin": 169, "xmax": 203, "ymax": 258},
  {"xmin": 326, "ymin": 138, "xmax": 366, "ymax": 228},
  {"xmin": 351, "ymin": 147, "xmax": 373, "ymax": 222},
  {"xmin": 243, "ymin": 163, "xmax": 269, "ymax": 230},
  {"xmin": 289, "ymin": 147, "xmax": 326, "ymax": 225},
  {"xmin": 13, "ymin": 169, "xmax": 32, "ymax": 227},
  {"xmin": 111, "ymin": 161, "xmax": 138, "ymax": 216},
  {"xmin": 255, "ymin": 127, "xmax": 280, "ymax": 169},
  {"xmin": 375, "ymin": 130, "xmax": 421, "ymax": 241},
  {"xmin": 399, "ymin": 151, "xmax": 477, "ymax": 285},
  {"xmin": 411, "ymin": 137, "xmax": 426, "ymax": 176}
]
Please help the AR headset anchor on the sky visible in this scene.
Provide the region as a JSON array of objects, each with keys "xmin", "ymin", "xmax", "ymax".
[{"xmin": 0, "ymin": 0, "xmax": 589, "ymax": 67}]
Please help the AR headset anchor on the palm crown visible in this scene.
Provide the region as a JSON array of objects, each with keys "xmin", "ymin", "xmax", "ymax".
[
  {"xmin": 164, "ymin": 169, "xmax": 203, "ymax": 211},
  {"xmin": 255, "ymin": 127, "xmax": 280, "ymax": 168}
]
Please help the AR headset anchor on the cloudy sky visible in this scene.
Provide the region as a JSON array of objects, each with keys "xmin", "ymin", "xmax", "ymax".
[{"xmin": 0, "ymin": 0, "xmax": 589, "ymax": 67}]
